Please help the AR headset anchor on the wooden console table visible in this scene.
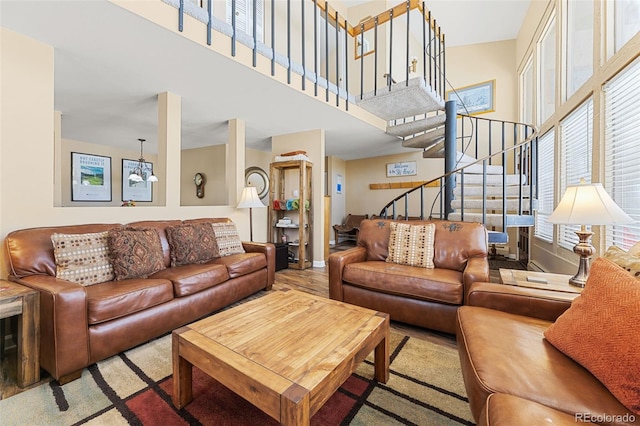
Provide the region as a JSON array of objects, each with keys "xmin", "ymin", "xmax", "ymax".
[{"xmin": 0, "ymin": 280, "xmax": 40, "ymax": 387}]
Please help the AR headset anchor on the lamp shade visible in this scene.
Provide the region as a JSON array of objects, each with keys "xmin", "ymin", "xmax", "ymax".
[
  {"xmin": 547, "ymin": 182, "xmax": 633, "ymax": 225},
  {"xmin": 237, "ymin": 186, "xmax": 265, "ymax": 209}
]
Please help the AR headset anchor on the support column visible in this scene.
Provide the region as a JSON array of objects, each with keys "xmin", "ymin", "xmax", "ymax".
[
  {"xmin": 227, "ymin": 118, "xmax": 246, "ymax": 206},
  {"xmin": 158, "ymin": 92, "xmax": 181, "ymax": 207},
  {"xmin": 444, "ymin": 100, "xmax": 457, "ymax": 219}
]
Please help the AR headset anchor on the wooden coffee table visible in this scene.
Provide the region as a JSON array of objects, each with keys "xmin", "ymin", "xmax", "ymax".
[{"xmin": 172, "ymin": 289, "xmax": 389, "ymax": 425}]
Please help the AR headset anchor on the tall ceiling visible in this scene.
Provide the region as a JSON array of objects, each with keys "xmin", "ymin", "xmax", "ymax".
[{"xmin": 1, "ymin": 0, "xmax": 530, "ymax": 160}]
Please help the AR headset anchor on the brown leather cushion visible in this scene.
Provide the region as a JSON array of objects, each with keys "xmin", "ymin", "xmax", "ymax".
[
  {"xmin": 86, "ymin": 278, "xmax": 173, "ymax": 324},
  {"xmin": 343, "ymin": 260, "xmax": 464, "ymax": 304},
  {"xmin": 479, "ymin": 394, "xmax": 584, "ymax": 426},
  {"xmin": 544, "ymin": 257, "xmax": 640, "ymax": 415},
  {"xmin": 166, "ymin": 222, "xmax": 219, "ymax": 267},
  {"xmin": 151, "ymin": 263, "xmax": 230, "ymax": 297},
  {"xmin": 107, "ymin": 228, "xmax": 166, "ymax": 280},
  {"xmin": 456, "ymin": 306, "xmax": 633, "ymax": 420},
  {"xmin": 211, "ymin": 252, "xmax": 267, "ymax": 279}
]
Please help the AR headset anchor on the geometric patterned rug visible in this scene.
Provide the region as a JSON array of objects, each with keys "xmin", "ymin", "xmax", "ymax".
[{"xmin": 0, "ymin": 331, "xmax": 474, "ymax": 425}]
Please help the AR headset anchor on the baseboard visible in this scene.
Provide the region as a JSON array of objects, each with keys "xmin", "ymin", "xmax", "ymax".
[{"xmin": 313, "ymin": 260, "xmax": 326, "ymax": 268}]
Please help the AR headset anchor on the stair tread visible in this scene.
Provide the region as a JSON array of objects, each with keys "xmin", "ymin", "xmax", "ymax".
[
  {"xmin": 357, "ymin": 77, "xmax": 445, "ymax": 120},
  {"xmin": 451, "ymin": 199, "xmax": 532, "ymax": 210},
  {"xmin": 449, "ymin": 212, "xmax": 535, "ymax": 228},
  {"xmin": 402, "ymin": 128, "xmax": 446, "ymax": 148},
  {"xmin": 454, "ymin": 185, "xmax": 531, "ymax": 196},
  {"xmin": 387, "ymin": 114, "xmax": 447, "ymax": 137}
]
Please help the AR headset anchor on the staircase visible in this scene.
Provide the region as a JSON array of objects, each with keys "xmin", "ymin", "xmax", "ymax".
[{"xmin": 162, "ymin": 0, "xmax": 537, "ymax": 257}]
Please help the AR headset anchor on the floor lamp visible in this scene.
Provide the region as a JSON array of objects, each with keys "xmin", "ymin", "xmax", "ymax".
[
  {"xmin": 547, "ymin": 179, "xmax": 633, "ymax": 287},
  {"xmin": 237, "ymin": 187, "xmax": 265, "ymax": 242}
]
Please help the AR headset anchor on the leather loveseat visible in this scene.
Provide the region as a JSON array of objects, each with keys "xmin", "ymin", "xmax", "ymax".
[
  {"xmin": 328, "ymin": 218, "xmax": 489, "ymax": 334},
  {"xmin": 457, "ymin": 278, "xmax": 640, "ymax": 425},
  {"xmin": 5, "ymin": 218, "xmax": 275, "ymax": 384}
]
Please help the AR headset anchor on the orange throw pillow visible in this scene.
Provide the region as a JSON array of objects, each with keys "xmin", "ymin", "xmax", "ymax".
[{"xmin": 544, "ymin": 257, "xmax": 640, "ymax": 415}]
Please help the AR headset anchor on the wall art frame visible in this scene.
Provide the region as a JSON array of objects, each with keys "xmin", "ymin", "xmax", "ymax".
[
  {"xmin": 122, "ymin": 158, "xmax": 153, "ymax": 202},
  {"xmin": 71, "ymin": 152, "xmax": 112, "ymax": 202},
  {"xmin": 446, "ymin": 79, "xmax": 496, "ymax": 115}
]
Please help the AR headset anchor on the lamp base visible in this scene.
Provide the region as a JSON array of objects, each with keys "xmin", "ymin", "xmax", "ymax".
[{"xmin": 570, "ymin": 229, "xmax": 595, "ymax": 288}]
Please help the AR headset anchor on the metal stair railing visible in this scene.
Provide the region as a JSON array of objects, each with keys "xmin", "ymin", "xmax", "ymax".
[
  {"xmin": 170, "ymin": 0, "xmax": 446, "ymax": 111},
  {"xmin": 379, "ymin": 118, "xmax": 538, "ymax": 231}
]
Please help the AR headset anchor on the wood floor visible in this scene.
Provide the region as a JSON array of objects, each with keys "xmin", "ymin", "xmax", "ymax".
[{"xmin": 0, "ymin": 264, "xmax": 458, "ymax": 400}]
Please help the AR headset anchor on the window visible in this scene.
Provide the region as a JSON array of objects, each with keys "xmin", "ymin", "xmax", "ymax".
[
  {"xmin": 566, "ymin": 0, "xmax": 593, "ymax": 98},
  {"xmin": 535, "ymin": 130, "xmax": 555, "ymax": 242},
  {"xmin": 604, "ymin": 56, "xmax": 640, "ymax": 249},
  {"xmin": 539, "ymin": 16, "xmax": 556, "ymax": 124},
  {"xmin": 521, "ymin": 57, "xmax": 534, "ymax": 125},
  {"xmin": 559, "ymin": 98, "xmax": 593, "ymax": 250},
  {"xmin": 614, "ymin": 0, "xmax": 640, "ymax": 54}
]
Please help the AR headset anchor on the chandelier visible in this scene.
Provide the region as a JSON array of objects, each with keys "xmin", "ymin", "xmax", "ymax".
[{"xmin": 128, "ymin": 138, "xmax": 158, "ymax": 183}]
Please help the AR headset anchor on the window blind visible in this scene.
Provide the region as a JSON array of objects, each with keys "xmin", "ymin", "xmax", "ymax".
[
  {"xmin": 535, "ymin": 130, "xmax": 555, "ymax": 242},
  {"xmin": 604, "ymin": 56, "xmax": 640, "ymax": 249},
  {"xmin": 559, "ymin": 98, "xmax": 593, "ymax": 250}
]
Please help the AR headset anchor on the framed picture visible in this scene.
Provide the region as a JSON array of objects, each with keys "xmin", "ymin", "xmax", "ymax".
[
  {"xmin": 336, "ymin": 174, "xmax": 343, "ymax": 194},
  {"xmin": 446, "ymin": 79, "xmax": 495, "ymax": 115},
  {"xmin": 71, "ymin": 152, "xmax": 112, "ymax": 201},
  {"xmin": 386, "ymin": 161, "xmax": 417, "ymax": 177},
  {"xmin": 122, "ymin": 159, "xmax": 153, "ymax": 202}
]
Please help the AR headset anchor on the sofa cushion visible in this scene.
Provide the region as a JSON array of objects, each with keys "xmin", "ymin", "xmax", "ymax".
[
  {"xmin": 386, "ymin": 222, "xmax": 435, "ymax": 268},
  {"xmin": 343, "ymin": 260, "xmax": 464, "ymax": 305},
  {"xmin": 211, "ymin": 222, "xmax": 245, "ymax": 256},
  {"xmin": 479, "ymin": 394, "xmax": 585, "ymax": 426},
  {"xmin": 544, "ymin": 257, "xmax": 640, "ymax": 415},
  {"xmin": 166, "ymin": 222, "xmax": 219, "ymax": 267},
  {"xmin": 85, "ymin": 278, "xmax": 174, "ymax": 324},
  {"xmin": 51, "ymin": 231, "xmax": 114, "ymax": 286},
  {"xmin": 210, "ymin": 252, "xmax": 267, "ymax": 279},
  {"xmin": 456, "ymin": 306, "xmax": 634, "ymax": 421},
  {"xmin": 107, "ymin": 228, "xmax": 166, "ymax": 280},
  {"xmin": 602, "ymin": 245, "xmax": 640, "ymax": 278},
  {"xmin": 151, "ymin": 263, "xmax": 230, "ymax": 297}
]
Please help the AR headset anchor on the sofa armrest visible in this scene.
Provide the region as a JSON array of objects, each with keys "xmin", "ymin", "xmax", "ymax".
[
  {"xmin": 463, "ymin": 257, "xmax": 490, "ymax": 297},
  {"xmin": 242, "ymin": 242, "xmax": 275, "ymax": 290},
  {"xmin": 467, "ymin": 282, "xmax": 577, "ymax": 322},
  {"xmin": 328, "ymin": 246, "xmax": 367, "ymax": 301},
  {"xmin": 10, "ymin": 275, "xmax": 89, "ymax": 381}
]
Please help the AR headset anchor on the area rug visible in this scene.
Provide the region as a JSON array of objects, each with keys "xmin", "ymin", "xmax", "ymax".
[{"xmin": 0, "ymin": 331, "xmax": 474, "ymax": 425}]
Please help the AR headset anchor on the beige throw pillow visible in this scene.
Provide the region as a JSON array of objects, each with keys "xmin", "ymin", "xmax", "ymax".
[
  {"xmin": 211, "ymin": 222, "xmax": 245, "ymax": 257},
  {"xmin": 602, "ymin": 246, "xmax": 640, "ymax": 278},
  {"xmin": 386, "ymin": 222, "xmax": 436, "ymax": 268},
  {"xmin": 51, "ymin": 231, "xmax": 114, "ymax": 286}
]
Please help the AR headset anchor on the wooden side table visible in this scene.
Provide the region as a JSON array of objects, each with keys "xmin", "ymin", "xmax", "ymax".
[
  {"xmin": 0, "ymin": 280, "xmax": 40, "ymax": 387},
  {"xmin": 499, "ymin": 269, "xmax": 582, "ymax": 294}
]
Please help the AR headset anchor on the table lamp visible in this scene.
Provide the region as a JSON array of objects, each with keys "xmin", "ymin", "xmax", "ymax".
[
  {"xmin": 547, "ymin": 179, "xmax": 633, "ymax": 287},
  {"xmin": 237, "ymin": 186, "xmax": 265, "ymax": 242}
]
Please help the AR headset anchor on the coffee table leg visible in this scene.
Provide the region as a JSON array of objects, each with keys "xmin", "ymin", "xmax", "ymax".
[
  {"xmin": 374, "ymin": 330, "xmax": 389, "ymax": 383},
  {"xmin": 281, "ymin": 383, "xmax": 310, "ymax": 425},
  {"xmin": 172, "ymin": 332, "xmax": 193, "ymax": 409}
]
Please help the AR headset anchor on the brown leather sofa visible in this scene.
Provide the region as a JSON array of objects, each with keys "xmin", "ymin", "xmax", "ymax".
[
  {"xmin": 5, "ymin": 218, "xmax": 275, "ymax": 384},
  {"xmin": 457, "ymin": 282, "xmax": 640, "ymax": 426},
  {"xmin": 328, "ymin": 219, "xmax": 489, "ymax": 334}
]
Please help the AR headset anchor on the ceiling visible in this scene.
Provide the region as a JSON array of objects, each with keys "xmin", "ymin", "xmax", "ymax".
[{"xmin": 0, "ymin": 0, "xmax": 530, "ymax": 160}]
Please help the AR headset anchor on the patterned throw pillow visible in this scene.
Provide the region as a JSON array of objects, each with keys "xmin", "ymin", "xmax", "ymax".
[
  {"xmin": 602, "ymin": 246, "xmax": 640, "ymax": 278},
  {"xmin": 107, "ymin": 228, "xmax": 165, "ymax": 280},
  {"xmin": 51, "ymin": 231, "xmax": 114, "ymax": 286},
  {"xmin": 627, "ymin": 241, "xmax": 640, "ymax": 257},
  {"xmin": 166, "ymin": 223, "xmax": 219, "ymax": 267},
  {"xmin": 211, "ymin": 222, "xmax": 245, "ymax": 257},
  {"xmin": 386, "ymin": 222, "xmax": 436, "ymax": 268},
  {"xmin": 544, "ymin": 257, "xmax": 640, "ymax": 415}
]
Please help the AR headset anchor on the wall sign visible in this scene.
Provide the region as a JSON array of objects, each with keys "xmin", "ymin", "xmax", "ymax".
[{"xmin": 386, "ymin": 161, "xmax": 417, "ymax": 177}]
